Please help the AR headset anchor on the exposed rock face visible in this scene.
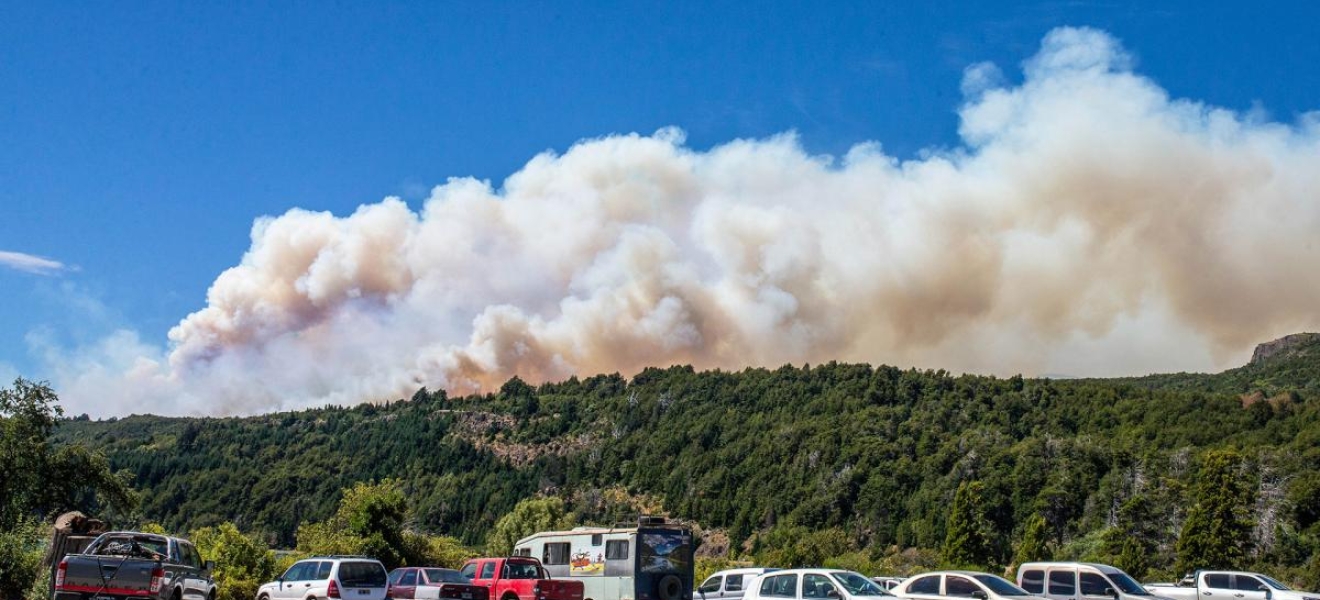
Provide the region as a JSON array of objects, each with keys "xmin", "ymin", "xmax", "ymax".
[{"xmin": 1251, "ymin": 333, "xmax": 1320, "ymax": 365}]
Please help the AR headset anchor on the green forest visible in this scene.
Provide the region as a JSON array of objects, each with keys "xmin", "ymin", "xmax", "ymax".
[{"xmin": 7, "ymin": 335, "xmax": 1320, "ymax": 598}]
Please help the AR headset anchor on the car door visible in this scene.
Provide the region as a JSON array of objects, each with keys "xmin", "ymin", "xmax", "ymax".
[
  {"xmin": 1203, "ymin": 574, "xmax": 1236, "ymax": 600},
  {"xmin": 277, "ymin": 562, "xmax": 311, "ymax": 600},
  {"xmin": 700, "ymin": 576, "xmax": 725, "ymax": 600},
  {"xmin": 803, "ymin": 574, "xmax": 838, "ymax": 600},
  {"xmin": 1079, "ymin": 571, "xmax": 1114, "ymax": 600},
  {"xmin": 1231, "ymin": 575, "xmax": 1269, "ymax": 600},
  {"xmin": 178, "ymin": 541, "xmax": 203, "ymax": 600},
  {"xmin": 725, "ymin": 574, "xmax": 748, "ymax": 600},
  {"xmin": 901, "ymin": 575, "xmax": 942, "ymax": 600},
  {"xmin": 1047, "ymin": 570, "xmax": 1078, "ymax": 600},
  {"xmin": 396, "ymin": 569, "xmax": 420, "ymax": 599},
  {"xmin": 945, "ymin": 576, "xmax": 980, "ymax": 600}
]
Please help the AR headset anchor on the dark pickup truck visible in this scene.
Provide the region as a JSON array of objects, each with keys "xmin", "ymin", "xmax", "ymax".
[{"xmin": 53, "ymin": 531, "xmax": 217, "ymax": 600}]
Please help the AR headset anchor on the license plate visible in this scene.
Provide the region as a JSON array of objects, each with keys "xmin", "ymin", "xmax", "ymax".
[{"xmin": 358, "ymin": 590, "xmax": 371, "ymax": 595}]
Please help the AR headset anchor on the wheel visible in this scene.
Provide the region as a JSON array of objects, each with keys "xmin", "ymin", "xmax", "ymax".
[
  {"xmin": 658, "ymin": 575, "xmax": 682, "ymax": 600},
  {"xmin": 259, "ymin": 595, "xmax": 270, "ymax": 600},
  {"xmin": 503, "ymin": 593, "xmax": 521, "ymax": 600}
]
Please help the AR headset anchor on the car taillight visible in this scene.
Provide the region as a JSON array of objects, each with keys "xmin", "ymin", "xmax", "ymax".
[
  {"xmin": 150, "ymin": 566, "xmax": 165, "ymax": 594},
  {"xmin": 328, "ymin": 579, "xmax": 341, "ymax": 599},
  {"xmin": 54, "ymin": 560, "xmax": 68, "ymax": 589}
]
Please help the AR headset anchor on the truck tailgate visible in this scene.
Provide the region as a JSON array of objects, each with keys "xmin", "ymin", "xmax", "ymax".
[{"xmin": 61, "ymin": 556, "xmax": 159, "ymax": 596}]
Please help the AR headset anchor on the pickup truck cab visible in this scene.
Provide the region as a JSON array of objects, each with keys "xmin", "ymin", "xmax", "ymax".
[
  {"xmin": 1017, "ymin": 563, "xmax": 1166, "ymax": 600},
  {"xmin": 699, "ymin": 568, "xmax": 780, "ymax": 600},
  {"xmin": 53, "ymin": 531, "xmax": 216, "ymax": 600},
  {"xmin": 1144, "ymin": 571, "xmax": 1319, "ymax": 600},
  {"xmin": 460, "ymin": 557, "xmax": 585, "ymax": 600}
]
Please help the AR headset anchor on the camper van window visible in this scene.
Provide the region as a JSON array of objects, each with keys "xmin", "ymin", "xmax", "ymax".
[
  {"xmin": 1049, "ymin": 572, "xmax": 1076, "ymax": 596},
  {"xmin": 544, "ymin": 542, "xmax": 571, "ymax": 566},
  {"xmin": 606, "ymin": 540, "xmax": 629, "ymax": 560},
  {"xmin": 592, "ymin": 534, "xmax": 603, "ymax": 546}
]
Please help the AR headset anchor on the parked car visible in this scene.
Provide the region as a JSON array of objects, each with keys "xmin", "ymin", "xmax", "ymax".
[
  {"xmin": 892, "ymin": 571, "xmax": 1040, "ymax": 600},
  {"xmin": 744, "ymin": 568, "xmax": 894, "ymax": 600},
  {"xmin": 388, "ymin": 567, "xmax": 490, "ymax": 600},
  {"xmin": 1016, "ymin": 563, "xmax": 1164, "ymax": 600},
  {"xmin": 699, "ymin": 568, "xmax": 782, "ymax": 600},
  {"xmin": 459, "ymin": 557, "xmax": 585, "ymax": 600},
  {"xmin": 1143, "ymin": 571, "xmax": 1319, "ymax": 600},
  {"xmin": 256, "ymin": 556, "xmax": 390, "ymax": 600},
  {"xmin": 53, "ymin": 530, "xmax": 216, "ymax": 600}
]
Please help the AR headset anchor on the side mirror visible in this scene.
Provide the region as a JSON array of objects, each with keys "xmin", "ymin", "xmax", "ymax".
[
  {"xmin": 827, "ymin": 590, "xmax": 840, "ymax": 598},
  {"xmin": 972, "ymin": 591, "xmax": 988, "ymax": 600},
  {"xmin": 1264, "ymin": 589, "xmax": 1272, "ymax": 600},
  {"xmin": 1104, "ymin": 588, "xmax": 1116, "ymax": 598}
]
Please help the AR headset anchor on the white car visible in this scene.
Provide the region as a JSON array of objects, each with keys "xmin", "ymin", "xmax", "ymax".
[
  {"xmin": 257, "ymin": 556, "xmax": 390, "ymax": 600},
  {"xmin": 745, "ymin": 568, "xmax": 894, "ymax": 600},
  {"xmin": 893, "ymin": 571, "xmax": 1045, "ymax": 600},
  {"xmin": 699, "ymin": 568, "xmax": 783, "ymax": 600}
]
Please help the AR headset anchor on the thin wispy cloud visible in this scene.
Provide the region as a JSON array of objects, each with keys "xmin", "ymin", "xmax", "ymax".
[{"xmin": 0, "ymin": 250, "xmax": 67, "ymax": 275}]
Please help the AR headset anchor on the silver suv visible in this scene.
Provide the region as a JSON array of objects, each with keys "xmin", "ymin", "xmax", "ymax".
[{"xmin": 257, "ymin": 556, "xmax": 390, "ymax": 600}]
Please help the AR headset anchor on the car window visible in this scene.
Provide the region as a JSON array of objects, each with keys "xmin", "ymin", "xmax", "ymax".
[
  {"xmin": 398, "ymin": 570, "xmax": 414, "ymax": 586},
  {"xmin": 701, "ymin": 577, "xmax": 724, "ymax": 594},
  {"xmin": 460, "ymin": 564, "xmax": 478, "ymax": 580},
  {"xmin": 805, "ymin": 574, "xmax": 838, "ymax": 599},
  {"xmin": 317, "ymin": 562, "xmax": 333, "ymax": 580},
  {"xmin": 284, "ymin": 562, "xmax": 311, "ymax": 582},
  {"xmin": 1233, "ymin": 577, "xmax": 1266, "ymax": 592},
  {"xmin": 762, "ymin": 575, "xmax": 799, "ymax": 598},
  {"xmin": 727, "ymin": 575, "xmax": 745, "ymax": 592},
  {"xmin": 390, "ymin": 570, "xmax": 405, "ymax": 585},
  {"xmin": 1080, "ymin": 573, "xmax": 1110, "ymax": 596},
  {"xmin": 1205, "ymin": 575, "xmax": 1231, "ymax": 590},
  {"xmin": 947, "ymin": 577, "xmax": 979, "ymax": 598},
  {"xmin": 1022, "ymin": 571, "xmax": 1045, "ymax": 595},
  {"xmin": 1049, "ymin": 571, "xmax": 1076, "ymax": 596},
  {"xmin": 480, "ymin": 562, "xmax": 496, "ymax": 579},
  {"xmin": 506, "ymin": 562, "xmax": 541, "ymax": 579},
  {"xmin": 426, "ymin": 569, "xmax": 468, "ymax": 584},
  {"xmin": 908, "ymin": 576, "xmax": 941, "ymax": 595},
  {"xmin": 340, "ymin": 562, "xmax": 388, "ymax": 588}
]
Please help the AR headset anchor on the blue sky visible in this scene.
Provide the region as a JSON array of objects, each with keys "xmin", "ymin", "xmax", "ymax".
[{"xmin": 4, "ymin": 2, "xmax": 1320, "ymax": 414}]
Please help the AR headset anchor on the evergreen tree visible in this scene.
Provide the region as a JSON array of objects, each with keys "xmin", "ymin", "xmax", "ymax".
[
  {"xmin": 943, "ymin": 480, "xmax": 996, "ymax": 569},
  {"xmin": 1014, "ymin": 513, "xmax": 1052, "ymax": 566},
  {"xmin": 1175, "ymin": 450, "xmax": 1255, "ymax": 574},
  {"xmin": 1103, "ymin": 495, "xmax": 1158, "ymax": 579}
]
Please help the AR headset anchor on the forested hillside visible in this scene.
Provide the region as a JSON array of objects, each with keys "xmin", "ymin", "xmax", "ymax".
[{"xmin": 53, "ymin": 335, "xmax": 1320, "ymax": 582}]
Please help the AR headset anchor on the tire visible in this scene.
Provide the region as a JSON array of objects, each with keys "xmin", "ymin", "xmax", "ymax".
[
  {"xmin": 503, "ymin": 593, "xmax": 521, "ymax": 600},
  {"xmin": 658, "ymin": 576, "xmax": 682, "ymax": 600},
  {"xmin": 259, "ymin": 595, "xmax": 270, "ymax": 600}
]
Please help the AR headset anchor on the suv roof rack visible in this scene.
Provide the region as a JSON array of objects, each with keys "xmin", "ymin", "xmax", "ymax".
[{"xmin": 307, "ymin": 554, "xmax": 374, "ymax": 559}]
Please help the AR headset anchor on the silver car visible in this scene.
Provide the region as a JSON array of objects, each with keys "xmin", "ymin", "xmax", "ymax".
[{"xmin": 700, "ymin": 568, "xmax": 783, "ymax": 600}]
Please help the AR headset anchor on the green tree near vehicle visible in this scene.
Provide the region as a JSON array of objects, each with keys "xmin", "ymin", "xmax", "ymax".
[
  {"xmin": 1175, "ymin": 450, "xmax": 1256, "ymax": 575},
  {"xmin": 191, "ymin": 522, "xmax": 278, "ymax": 600},
  {"xmin": 1102, "ymin": 495, "xmax": 1159, "ymax": 579},
  {"xmin": 485, "ymin": 497, "xmax": 573, "ymax": 556},
  {"xmin": 943, "ymin": 481, "xmax": 997, "ymax": 569},
  {"xmin": 0, "ymin": 378, "xmax": 137, "ymax": 600}
]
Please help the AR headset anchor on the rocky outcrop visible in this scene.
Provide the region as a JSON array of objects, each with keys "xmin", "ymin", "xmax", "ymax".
[{"xmin": 1250, "ymin": 333, "xmax": 1320, "ymax": 365}]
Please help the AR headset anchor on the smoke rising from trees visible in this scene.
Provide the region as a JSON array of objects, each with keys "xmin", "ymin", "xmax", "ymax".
[{"xmin": 45, "ymin": 27, "xmax": 1320, "ymax": 416}]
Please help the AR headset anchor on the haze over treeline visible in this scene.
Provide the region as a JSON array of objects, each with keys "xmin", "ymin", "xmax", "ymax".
[{"xmin": 44, "ymin": 27, "xmax": 1320, "ymax": 416}]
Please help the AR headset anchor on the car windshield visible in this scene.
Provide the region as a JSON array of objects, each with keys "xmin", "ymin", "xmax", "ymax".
[
  {"xmin": 1256, "ymin": 576, "xmax": 1290, "ymax": 591},
  {"xmin": 972, "ymin": 575, "xmax": 1032, "ymax": 596},
  {"xmin": 340, "ymin": 562, "xmax": 388, "ymax": 587},
  {"xmin": 831, "ymin": 572, "xmax": 890, "ymax": 596},
  {"xmin": 426, "ymin": 569, "xmax": 470, "ymax": 584},
  {"xmin": 1106, "ymin": 572, "xmax": 1151, "ymax": 596}
]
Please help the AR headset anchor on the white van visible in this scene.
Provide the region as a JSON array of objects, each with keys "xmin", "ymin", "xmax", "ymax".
[
  {"xmin": 1016, "ymin": 563, "xmax": 1171, "ymax": 600},
  {"xmin": 699, "ymin": 568, "xmax": 781, "ymax": 600}
]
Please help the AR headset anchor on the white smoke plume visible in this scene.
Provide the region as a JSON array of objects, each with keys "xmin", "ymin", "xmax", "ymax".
[{"xmin": 48, "ymin": 27, "xmax": 1320, "ymax": 416}]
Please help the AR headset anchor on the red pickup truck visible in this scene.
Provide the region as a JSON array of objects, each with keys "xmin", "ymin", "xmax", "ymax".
[{"xmin": 459, "ymin": 557, "xmax": 585, "ymax": 600}]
